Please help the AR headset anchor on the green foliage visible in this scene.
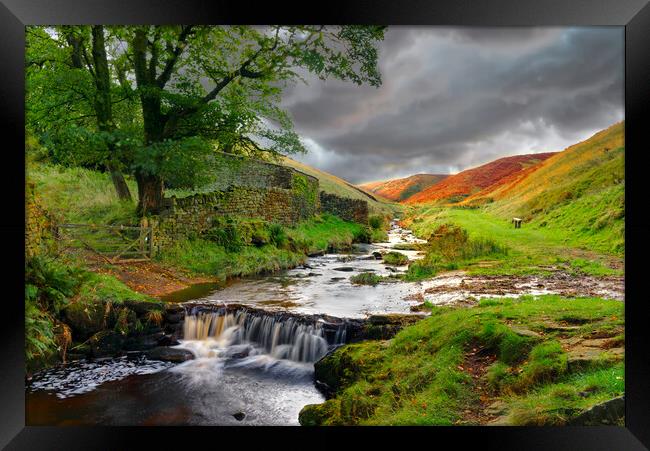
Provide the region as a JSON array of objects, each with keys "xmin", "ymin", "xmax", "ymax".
[
  {"xmin": 25, "ymin": 256, "xmax": 83, "ymax": 315},
  {"xmin": 28, "ymin": 162, "xmax": 138, "ymax": 225},
  {"xmin": 159, "ymin": 237, "xmax": 305, "ymax": 277},
  {"xmin": 383, "ymin": 251, "xmax": 409, "ymax": 266},
  {"xmin": 368, "ymin": 215, "xmax": 384, "ymax": 229},
  {"xmin": 350, "ymin": 273, "xmax": 384, "ymax": 286},
  {"xmin": 406, "ymin": 207, "xmax": 621, "ymax": 277},
  {"xmin": 286, "ymin": 213, "xmax": 365, "ymax": 254},
  {"xmin": 205, "ymin": 218, "xmax": 244, "ymax": 252},
  {"xmin": 301, "ymin": 294, "xmax": 623, "ymax": 426},
  {"xmin": 25, "ymin": 295, "xmax": 56, "ymax": 366},
  {"xmin": 268, "ymin": 223, "xmax": 288, "ymax": 248},
  {"xmin": 403, "ymin": 223, "xmax": 508, "ymax": 281}
]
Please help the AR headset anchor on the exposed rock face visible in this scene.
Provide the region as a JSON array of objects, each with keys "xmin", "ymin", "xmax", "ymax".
[{"xmin": 567, "ymin": 396, "xmax": 625, "ymax": 425}]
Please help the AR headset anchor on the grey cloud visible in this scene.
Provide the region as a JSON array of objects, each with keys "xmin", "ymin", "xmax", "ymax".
[{"xmin": 279, "ymin": 27, "xmax": 623, "ymax": 184}]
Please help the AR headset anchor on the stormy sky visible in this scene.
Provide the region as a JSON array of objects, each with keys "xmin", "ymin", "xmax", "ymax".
[{"xmin": 279, "ymin": 27, "xmax": 624, "ymax": 184}]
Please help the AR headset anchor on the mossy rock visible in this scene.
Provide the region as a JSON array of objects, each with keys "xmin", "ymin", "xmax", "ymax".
[
  {"xmin": 383, "ymin": 251, "xmax": 409, "ymax": 266},
  {"xmin": 62, "ymin": 301, "xmax": 108, "ymax": 341},
  {"xmin": 299, "ymin": 401, "xmax": 342, "ymax": 426}
]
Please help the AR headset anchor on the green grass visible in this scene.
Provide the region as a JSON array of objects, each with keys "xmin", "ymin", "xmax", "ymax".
[
  {"xmin": 383, "ymin": 251, "xmax": 410, "ymax": 266},
  {"xmin": 286, "ymin": 213, "xmax": 366, "ymax": 254},
  {"xmin": 158, "ymin": 214, "xmax": 369, "ymax": 278},
  {"xmin": 158, "ymin": 238, "xmax": 305, "ymax": 278},
  {"xmin": 405, "ymin": 207, "xmax": 621, "ymax": 277},
  {"xmin": 402, "ymin": 222, "xmax": 509, "ymax": 281},
  {"xmin": 27, "ymin": 162, "xmax": 139, "ymax": 225},
  {"xmin": 299, "ymin": 294, "xmax": 624, "ymax": 426},
  {"xmin": 350, "ymin": 273, "xmax": 384, "ymax": 286}
]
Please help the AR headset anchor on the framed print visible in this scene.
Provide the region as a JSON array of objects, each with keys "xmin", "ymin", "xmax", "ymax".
[{"xmin": 2, "ymin": 0, "xmax": 649, "ymax": 448}]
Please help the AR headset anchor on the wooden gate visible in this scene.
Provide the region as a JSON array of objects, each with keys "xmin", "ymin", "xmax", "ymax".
[{"xmin": 55, "ymin": 223, "xmax": 153, "ymax": 263}]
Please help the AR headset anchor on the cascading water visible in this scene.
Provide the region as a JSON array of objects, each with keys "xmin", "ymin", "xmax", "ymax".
[{"xmin": 181, "ymin": 307, "xmax": 346, "ymax": 364}]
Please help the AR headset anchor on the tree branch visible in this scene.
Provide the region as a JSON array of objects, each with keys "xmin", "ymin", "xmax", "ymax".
[{"xmin": 156, "ymin": 25, "xmax": 194, "ymax": 88}]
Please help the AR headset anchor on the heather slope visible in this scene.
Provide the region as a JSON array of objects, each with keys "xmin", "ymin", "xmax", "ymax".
[
  {"xmin": 405, "ymin": 153, "xmax": 557, "ymax": 205},
  {"xmin": 477, "ymin": 122, "xmax": 624, "ymax": 255},
  {"xmin": 359, "ymin": 174, "xmax": 448, "ymax": 202}
]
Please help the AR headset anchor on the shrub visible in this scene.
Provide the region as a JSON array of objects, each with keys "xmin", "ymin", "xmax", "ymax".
[
  {"xmin": 383, "ymin": 251, "xmax": 409, "ymax": 266},
  {"xmin": 353, "ymin": 227, "xmax": 372, "ymax": 243},
  {"xmin": 204, "ymin": 218, "xmax": 243, "ymax": 252},
  {"xmin": 25, "ymin": 256, "xmax": 83, "ymax": 315},
  {"xmin": 350, "ymin": 273, "xmax": 384, "ymax": 286},
  {"xmin": 368, "ymin": 215, "xmax": 384, "ymax": 230},
  {"xmin": 269, "ymin": 223, "xmax": 288, "ymax": 248}
]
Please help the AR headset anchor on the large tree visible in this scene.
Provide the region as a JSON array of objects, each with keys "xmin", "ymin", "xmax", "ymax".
[
  {"xmin": 122, "ymin": 25, "xmax": 385, "ymax": 214},
  {"xmin": 26, "ymin": 26, "xmax": 139, "ymax": 201},
  {"xmin": 27, "ymin": 25, "xmax": 386, "ymax": 215}
]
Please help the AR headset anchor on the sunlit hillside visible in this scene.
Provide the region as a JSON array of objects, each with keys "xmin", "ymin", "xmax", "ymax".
[
  {"xmin": 404, "ymin": 152, "xmax": 557, "ymax": 205},
  {"xmin": 477, "ymin": 122, "xmax": 625, "ymax": 254},
  {"xmin": 359, "ymin": 173, "xmax": 448, "ymax": 202}
]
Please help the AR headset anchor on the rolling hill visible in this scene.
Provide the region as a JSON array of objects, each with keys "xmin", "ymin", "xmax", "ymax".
[
  {"xmin": 281, "ymin": 157, "xmax": 401, "ymax": 215},
  {"xmin": 404, "ymin": 152, "xmax": 557, "ymax": 205},
  {"xmin": 475, "ymin": 121, "xmax": 625, "ymax": 254},
  {"xmin": 359, "ymin": 174, "xmax": 448, "ymax": 202}
]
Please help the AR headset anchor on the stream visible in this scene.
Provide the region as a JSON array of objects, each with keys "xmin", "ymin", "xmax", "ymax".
[
  {"xmin": 26, "ymin": 220, "xmax": 428, "ymax": 425},
  {"xmin": 25, "ymin": 220, "xmax": 624, "ymax": 425}
]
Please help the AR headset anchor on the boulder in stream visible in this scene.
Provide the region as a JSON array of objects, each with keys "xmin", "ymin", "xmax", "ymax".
[{"xmin": 145, "ymin": 346, "xmax": 195, "ymax": 363}]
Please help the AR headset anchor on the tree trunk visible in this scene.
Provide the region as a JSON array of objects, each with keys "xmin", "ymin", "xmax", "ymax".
[
  {"xmin": 135, "ymin": 171, "xmax": 164, "ymax": 216},
  {"xmin": 108, "ymin": 162, "xmax": 133, "ymax": 202},
  {"xmin": 90, "ymin": 25, "xmax": 133, "ymax": 202},
  {"xmin": 132, "ymin": 28, "xmax": 167, "ymax": 214}
]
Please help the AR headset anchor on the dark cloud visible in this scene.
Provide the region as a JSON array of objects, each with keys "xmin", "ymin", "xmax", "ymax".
[{"xmin": 280, "ymin": 27, "xmax": 624, "ymax": 184}]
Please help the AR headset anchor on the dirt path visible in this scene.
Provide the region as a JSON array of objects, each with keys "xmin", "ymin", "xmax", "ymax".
[
  {"xmin": 456, "ymin": 344, "xmax": 499, "ymax": 425},
  {"xmin": 81, "ymin": 252, "xmax": 218, "ymax": 298}
]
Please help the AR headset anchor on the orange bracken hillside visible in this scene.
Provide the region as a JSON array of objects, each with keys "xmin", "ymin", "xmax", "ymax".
[
  {"xmin": 404, "ymin": 152, "xmax": 557, "ymax": 205},
  {"xmin": 359, "ymin": 174, "xmax": 448, "ymax": 202}
]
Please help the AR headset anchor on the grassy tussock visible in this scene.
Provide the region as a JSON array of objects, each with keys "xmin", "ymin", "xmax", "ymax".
[{"xmin": 300, "ymin": 295, "xmax": 623, "ymax": 426}]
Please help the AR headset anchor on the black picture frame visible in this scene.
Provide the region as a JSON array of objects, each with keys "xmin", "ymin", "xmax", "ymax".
[{"xmin": 2, "ymin": 0, "xmax": 648, "ymax": 448}]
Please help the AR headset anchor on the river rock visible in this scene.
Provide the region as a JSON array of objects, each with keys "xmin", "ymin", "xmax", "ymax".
[
  {"xmin": 567, "ymin": 396, "xmax": 625, "ymax": 425},
  {"xmin": 372, "ymin": 252, "xmax": 383, "ymax": 259},
  {"xmin": 145, "ymin": 346, "xmax": 195, "ymax": 363},
  {"xmin": 333, "ymin": 267, "xmax": 355, "ymax": 272}
]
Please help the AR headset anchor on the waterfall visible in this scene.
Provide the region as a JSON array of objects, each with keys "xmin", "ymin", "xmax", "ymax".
[{"xmin": 182, "ymin": 308, "xmax": 347, "ymax": 363}]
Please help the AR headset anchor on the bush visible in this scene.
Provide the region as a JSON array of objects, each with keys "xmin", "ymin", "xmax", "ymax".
[
  {"xmin": 269, "ymin": 223, "xmax": 288, "ymax": 248},
  {"xmin": 368, "ymin": 215, "xmax": 384, "ymax": 230},
  {"xmin": 350, "ymin": 273, "xmax": 384, "ymax": 286},
  {"xmin": 353, "ymin": 227, "xmax": 372, "ymax": 243},
  {"xmin": 383, "ymin": 251, "xmax": 409, "ymax": 266},
  {"xmin": 204, "ymin": 218, "xmax": 243, "ymax": 252},
  {"xmin": 25, "ymin": 256, "xmax": 83, "ymax": 315}
]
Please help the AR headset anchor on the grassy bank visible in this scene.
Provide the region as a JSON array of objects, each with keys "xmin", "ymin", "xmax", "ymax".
[
  {"xmin": 300, "ymin": 294, "xmax": 624, "ymax": 426},
  {"xmin": 403, "ymin": 207, "xmax": 621, "ymax": 277},
  {"xmin": 25, "ymin": 254, "xmax": 156, "ymax": 373},
  {"xmin": 158, "ymin": 213, "xmax": 369, "ymax": 278}
]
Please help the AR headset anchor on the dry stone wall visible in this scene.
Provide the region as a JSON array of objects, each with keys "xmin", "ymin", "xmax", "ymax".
[
  {"xmin": 149, "ymin": 152, "xmax": 369, "ymax": 253},
  {"xmin": 319, "ymin": 192, "xmax": 369, "ymax": 224},
  {"xmin": 26, "ymin": 182, "xmax": 54, "ymax": 258}
]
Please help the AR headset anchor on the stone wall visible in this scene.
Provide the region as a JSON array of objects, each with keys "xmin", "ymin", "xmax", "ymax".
[
  {"xmin": 148, "ymin": 153, "xmax": 372, "ymax": 253},
  {"xmin": 26, "ymin": 182, "xmax": 53, "ymax": 258},
  {"xmin": 319, "ymin": 192, "xmax": 369, "ymax": 224},
  {"xmin": 149, "ymin": 154, "xmax": 321, "ymax": 252}
]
